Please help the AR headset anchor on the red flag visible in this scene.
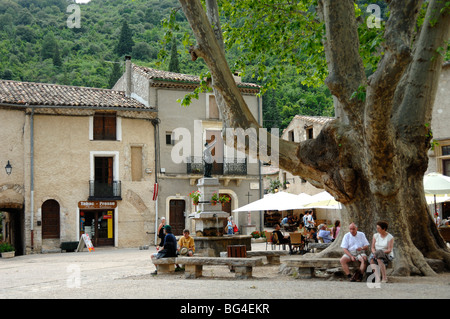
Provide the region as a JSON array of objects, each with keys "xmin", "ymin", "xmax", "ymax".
[{"xmin": 153, "ymin": 183, "xmax": 158, "ymax": 201}]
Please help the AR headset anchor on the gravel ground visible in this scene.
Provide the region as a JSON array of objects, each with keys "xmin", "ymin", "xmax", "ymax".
[{"xmin": 0, "ymin": 242, "xmax": 449, "ymax": 300}]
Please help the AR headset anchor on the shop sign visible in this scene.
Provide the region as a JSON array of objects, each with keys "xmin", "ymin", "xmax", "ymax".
[{"xmin": 78, "ymin": 200, "xmax": 117, "ymax": 209}]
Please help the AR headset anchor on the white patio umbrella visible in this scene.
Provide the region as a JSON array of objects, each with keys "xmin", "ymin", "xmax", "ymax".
[
  {"xmin": 425, "ymin": 194, "xmax": 450, "ymax": 205},
  {"xmin": 302, "ymin": 191, "xmax": 341, "ymax": 209},
  {"xmin": 233, "ymin": 191, "xmax": 310, "ymax": 212},
  {"xmin": 297, "ymin": 193, "xmax": 313, "ymax": 204},
  {"xmin": 424, "ymin": 172, "xmax": 450, "ymax": 194},
  {"xmin": 424, "ymin": 172, "xmax": 450, "ymax": 216}
]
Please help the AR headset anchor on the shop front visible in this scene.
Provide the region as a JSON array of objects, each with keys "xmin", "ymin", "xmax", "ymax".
[{"xmin": 78, "ymin": 201, "xmax": 116, "ymax": 247}]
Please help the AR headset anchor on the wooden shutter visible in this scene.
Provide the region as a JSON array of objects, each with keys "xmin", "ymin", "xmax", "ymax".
[
  {"xmin": 93, "ymin": 114, "xmax": 104, "ymax": 140},
  {"xmin": 93, "ymin": 113, "xmax": 116, "ymax": 140},
  {"xmin": 103, "ymin": 114, "xmax": 116, "ymax": 140}
]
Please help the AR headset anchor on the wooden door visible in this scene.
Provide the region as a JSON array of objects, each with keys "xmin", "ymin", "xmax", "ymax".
[
  {"xmin": 220, "ymin": 194, "xmax": 231, "ymax": 214},
  {"xmin": 94, "ymin": 157, "xmax": 113, "ymax": 197},
  {"xmin": 42, "ymin": 200, "xmax": 60, "ymax": 239},
  {"xmin": 169, "ymin": 200, "xmax": 185, "ymax": 236},
  {"xmin": 220, "ymin": 194, "xmax": 231, "ymax": 230},
  {"xmin": 95, "ymin": 157, "xmax": 113, "ymax": 183}
]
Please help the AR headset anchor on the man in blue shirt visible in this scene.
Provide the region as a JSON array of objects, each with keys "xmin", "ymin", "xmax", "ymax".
[{"xmin": 317, "ymin": 224, "xmax": 334, "ymax": 243}]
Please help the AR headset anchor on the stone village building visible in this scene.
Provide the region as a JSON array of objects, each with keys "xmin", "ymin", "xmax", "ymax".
[
  {"xmin": 0, "ymin": 59, "xmax": 263, "ymax": 254},
  {"xmin": 113, "ymin": 58, "xmax": 263, "ymax": 238},
  {"xmin": 0, "ymin": 79, "xmax": 157, "ymax": 254}
]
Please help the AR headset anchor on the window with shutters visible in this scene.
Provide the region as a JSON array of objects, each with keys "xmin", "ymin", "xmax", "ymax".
[{"xmin": 93, "ymin": 112, "xmax": 117, "ymax": 140}]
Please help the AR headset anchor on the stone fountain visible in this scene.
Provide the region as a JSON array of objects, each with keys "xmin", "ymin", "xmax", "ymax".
[{"xmin": 190, "ymin": 177, "xmax": 252, "ymax": 257}]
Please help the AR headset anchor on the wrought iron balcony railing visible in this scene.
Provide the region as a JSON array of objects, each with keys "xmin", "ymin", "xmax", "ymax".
[
  {"xmin": 186, "ymin": 157, "xmax": 247, "ymax": 176},
  {"xmin": 89, "ymin": 180, "xmax": 122, "ymax": 200}
]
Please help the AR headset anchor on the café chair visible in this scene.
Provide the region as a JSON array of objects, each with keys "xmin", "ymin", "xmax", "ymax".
[
  {"xmin": 272, "ymin": 232, "xmax": 286, "ymax": 250},
  {"xmin": 264, "ymin": 231, "xmax": 274, "ymax": 250},
  {"xmin": 290, "ymin": 232, "xmax": 303, "ymax": 253}
]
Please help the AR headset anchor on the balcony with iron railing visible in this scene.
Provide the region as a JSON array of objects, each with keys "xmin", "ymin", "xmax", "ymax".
[
  {"xmin": 89, "ymin": 180, "xmax": 122, "ymax": 200},
  {"xmin": 186, "ymin": 157, "xmax": 247, "ymax": 176}
]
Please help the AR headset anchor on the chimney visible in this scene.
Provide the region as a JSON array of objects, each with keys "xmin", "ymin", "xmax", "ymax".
[
  {"xmin": 125, "ymin": 55, "xmax": 132, "ymax": 97},
  {"xmin": 233, "ymin": 71, "xmax": 241, "ymax": 83}
]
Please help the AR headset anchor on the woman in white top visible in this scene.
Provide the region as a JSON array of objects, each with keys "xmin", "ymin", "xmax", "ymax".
[{"xmin": 369, "ymin": 221, "xmax": 394, "ymax": 283}]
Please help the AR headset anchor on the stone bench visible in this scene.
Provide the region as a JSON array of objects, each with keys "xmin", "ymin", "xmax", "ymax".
[
  {"xmin": 308, "ymin": 243, "xmax": 331, "ymax": 253},
  {"xmin": 151, "ymin": 257, "xmax": 177, "ymax": 274},
  {"xmin": 284, "ymin": 257, "xmax": 369, "ymax": 279},
  {"xmin": 219, "ymin": 250, "xmax": 289, "ymax": 264},
  {"xmin": 245, "ymin": 251, "xmax": 289, "ymax": 264},
  {"xmin": 176, "ymin": 256, "xmax": 264, "ymax": 279}
]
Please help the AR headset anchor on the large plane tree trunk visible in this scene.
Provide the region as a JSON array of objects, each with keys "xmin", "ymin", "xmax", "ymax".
[{"xmin": 179, "ymin": 0, "xmax": 450, "ymax": 275}]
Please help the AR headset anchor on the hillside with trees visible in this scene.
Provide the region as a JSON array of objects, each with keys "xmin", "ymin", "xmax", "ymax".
[{"xmin": 3, "ymin": 0, "xmax": 443, "ymax": 132}]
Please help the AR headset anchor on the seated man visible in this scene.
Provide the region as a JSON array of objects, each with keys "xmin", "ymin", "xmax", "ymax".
[
  {"xmin": 317, "ymin": 224, "xmax": 334, "ymax": 243},
  {"xmin": 178, "ymin": 229, "xmax": 195, "ymax": 256},
  {"xmin": 273, "ymin": 223, "xmax": 294, "ymax": 254},
  {"xmin": 151, "ymin": 225, "xmax": 178, "ymax": 275},
  {"xmin": 340, "ymin": 223, "xmax": 370, "ymax": 282},
  {"xmin": 176, "ymin": 229, "xmax": 195, "ymax": 271}
]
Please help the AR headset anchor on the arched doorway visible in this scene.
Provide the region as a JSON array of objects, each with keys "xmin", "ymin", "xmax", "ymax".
[
  {"xmin": 0, "ymin": 186, "xmax": 25, "ymax": 255},
  {"xmin": 42, "ymin": 200, "xmax": 60, "ymax": 239}
]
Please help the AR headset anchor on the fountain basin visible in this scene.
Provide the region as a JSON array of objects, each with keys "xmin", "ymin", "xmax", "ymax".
[{"xmin": 193, "ymin": 235, "xmax": 252, "ymax": 257}]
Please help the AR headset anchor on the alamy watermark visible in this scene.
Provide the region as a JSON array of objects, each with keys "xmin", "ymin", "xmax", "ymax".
[
  {"xmin": 366, "ymin": 4, "xmax": 382, "ymax": 29},
  {"xmin": 366, "ymin": 264, "xmax": 382, "ymax": 289},
  {"xmin": 67, "ymin": 264, "xmax": 81, "ymax": 288},
  {"xmin": 67, "ymin": 4, "xmax": 81, "ymax": 29}
]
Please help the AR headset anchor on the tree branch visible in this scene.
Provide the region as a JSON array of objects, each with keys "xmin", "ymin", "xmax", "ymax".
[
  {"xmin": 393, "ymin": 0, "xmax": 450, "ymax": 139},
  {"xmin": 179, "ymin": 0, "xmax": 355, "ymax": 200},
  {"xmin": 362, "ymin": 1, "xmax": 423, "ymax": 196},
  {"xmin": 317, "ymin": 0, "xmax": 366, "ymax": 122}
]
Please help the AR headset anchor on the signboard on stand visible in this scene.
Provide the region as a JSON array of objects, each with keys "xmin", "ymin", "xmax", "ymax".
[{"xmin": 76, "ymin": 233, "xmax": 95, "ymax": 252}]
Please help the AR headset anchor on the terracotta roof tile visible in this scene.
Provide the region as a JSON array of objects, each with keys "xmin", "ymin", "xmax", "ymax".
[
  {"xmin": 0, "ymin": 80, "xmax": 150, "ymax": 109},
  {"xmin": 133, "ymin": 65, "xmax": 261, "ymax": 90},
  {"xmin": 294, "ymin": 115, "xmax": 334, "ymax": 125}
]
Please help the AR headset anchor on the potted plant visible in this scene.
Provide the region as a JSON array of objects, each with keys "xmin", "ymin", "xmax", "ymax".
[
  {"xmin": 189, "ymin": 190, "xmax": 201, "ymax": 205},
  {"xmin": 211, "ymin": 192, "xmax": 219, "ymax": 205},
  {"xmin": 250, "ymin": 231, "xmax": 260, "ymax": 239},
  {"xmin": 0, "ymin": 242, "xmax": 15, "ymax": 258},
  {"xmin": 219, "ymin": 194, "xmax": 230, "ymax": 205}
]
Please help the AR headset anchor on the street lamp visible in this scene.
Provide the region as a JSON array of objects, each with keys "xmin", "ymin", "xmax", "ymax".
[{"xmin": 5, "ymin": 160, "xmax": 12, "ymax": 175}]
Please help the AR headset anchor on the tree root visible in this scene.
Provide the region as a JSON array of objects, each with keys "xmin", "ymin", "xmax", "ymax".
[{"xmin": 310, "ymin": 241, "xmax": 450, "ymax": 276}]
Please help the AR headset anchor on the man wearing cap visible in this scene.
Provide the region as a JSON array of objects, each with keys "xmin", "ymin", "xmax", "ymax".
[{"xmin": 151, "ymin": 225, "xmax": 178, "ymax": 275}]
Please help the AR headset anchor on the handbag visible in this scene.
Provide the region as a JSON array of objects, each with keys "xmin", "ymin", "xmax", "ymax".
[{"xmin": 233, "ymin": 225, "xmax": 239, "ymax": 233}]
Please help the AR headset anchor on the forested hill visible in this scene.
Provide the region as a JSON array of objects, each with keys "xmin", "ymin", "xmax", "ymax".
[{"xmin": 0, "ymin": 0, "xmax": 334, "ymax": 130}]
